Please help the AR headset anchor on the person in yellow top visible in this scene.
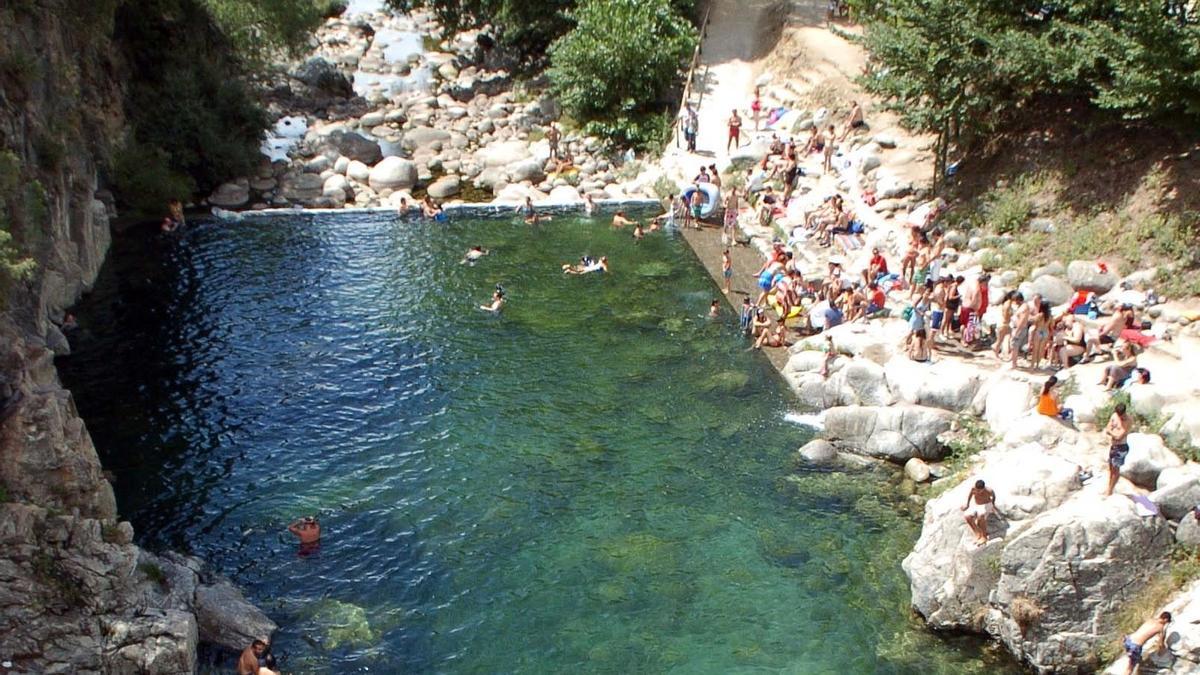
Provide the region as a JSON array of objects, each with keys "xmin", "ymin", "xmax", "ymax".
[{"xmin": 1036, "ymin": 376, "xmax": 1073, "ymax": 422}]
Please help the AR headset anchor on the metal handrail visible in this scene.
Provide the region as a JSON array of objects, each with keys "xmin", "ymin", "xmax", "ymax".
[{"xmin": 674, "ymin": 4, "xmax": 713, "ymax": 148}]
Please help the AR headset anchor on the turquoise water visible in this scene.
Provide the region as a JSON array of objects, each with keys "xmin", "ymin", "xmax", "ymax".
[{"xmin": 59, "ymin": 211, "xmax": 1013, "ymax": 673}]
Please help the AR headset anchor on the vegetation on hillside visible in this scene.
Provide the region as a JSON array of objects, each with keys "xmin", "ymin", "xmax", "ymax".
[
  {"xmin": 393, "ymin": 0, "xmax": 697, "ymax": 150},
  {"xmin": 849, "ymin": 0, "xmax": 1200, "ymax": 181},
  {"xmin": 110, "ymin": 0, "xmax": 328, "ymax": 218}
]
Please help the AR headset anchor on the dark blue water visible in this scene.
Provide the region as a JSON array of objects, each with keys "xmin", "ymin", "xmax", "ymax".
[{"xmin": 59, "ymin": 211, "xmax": 1011, "ymax": 673}]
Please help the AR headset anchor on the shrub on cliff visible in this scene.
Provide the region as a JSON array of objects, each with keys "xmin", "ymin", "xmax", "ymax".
[{"xmin": 548, "ymin": 0, "xmax": 696, "ymax": 150}]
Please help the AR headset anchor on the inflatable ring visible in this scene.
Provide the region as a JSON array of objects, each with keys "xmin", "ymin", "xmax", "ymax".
[{"xmin": 682, "ymin": 183, "xmax": 721, "ymax": 218}]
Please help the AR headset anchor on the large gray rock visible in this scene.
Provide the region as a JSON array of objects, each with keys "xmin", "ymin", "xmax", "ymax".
[
  {"xmin": 194, "ymin": 579, "xmax": 277, "ymax": 652},
  {"xmin": 475, "ymin": 140, "xmax": 531, "ymax": 168},
  {"xmin": 1067, "ymin": 260, "xmax": 1118, "ymax": 294},
  {"xmin": 798, "ymin": 438, "xmax": 838, "ymax": 465},
  {"xmin": 905, "ymin": 457, "xmax": 932, "ymax": 483},
  {"xmin": 885, "ymin": 357, "xmax": 982, "ymax": 411},
  {"xmin": 1030, "ymin": 261, "xmax": 1065, "ymax": 281},
  {"xmin": 347, "ymin": 160, "xmax": 371, "ymax": 183},
  {"xmin": 1120, "ymin": 433, "xmax": 1183, "ymax": 490},
  {"xmin": 1024, "ymin": 275, "xmax": 1074, "ymax": 306},
  {"xmin": 427, "ymin": 175, "xmax": 461, "ymax": 198},
  {"xmin": 208, "ymin": 182, "xmax": 250, "ymax": 209},
  {"xmin": 823, "ymin": 405, "xmax": 954, "ymax": 461},
  {"xmin": 290, "ymin": 57, "xmax": 353, "ymax": 97},
  {"xmin": 368, "ymin": 157, "xmax": 418, "ymax": 191},
  {"xmin": 1177, "ymin": 512, "xmax": 1200, "ymax": 547},
  {"xmin": 446, "ymin": 72, "xmax": 513, "ymax": 102},
  {"xmin": 506, "ymin": 159, "xmax": 546, "ymax": 184},
  {"xmin": 403, "ymin": 126, "xmax": 452, "ymax": 152},
  {"xmin": 991, "ymin": 495, "xmax": 1172, "ymax": 672},
  {"xmin": 904, "ymin": 446, "xmax": 1080, "ymax": 628},
  {"xmin": 1151, "ymin": 464, "xmax": 1200, "ymax": 521},
  {"xmin": 102, "ymin": 609, "xmax": 197, "ymax": 674},
  {"xmin": 281, "ymin": 173, "xmax": 325, "ymax": 204},
  {"xmin": 322, "ymin": 131, "xmax": 383, "ymax": 165}
]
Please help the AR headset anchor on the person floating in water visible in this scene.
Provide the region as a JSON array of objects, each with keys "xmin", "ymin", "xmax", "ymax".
[
  {"xmin": 287, "ymin": 515, "xmax": 320, "ymax": 555},
  {"xmin": 563, "ymin": 256, "xmax": 608, "ymax": 275},
  {"xmin": 163, "ymin": 198, "xmax": 185, "ymax": 232},
  {"xmin": 632, "ymin": 221, "xmax": 644, "ymax": 242},
  {"xmin": 460, "ymin": 245, "xmax": 489, "ymax": 265},
  {"xmin": 481, "ymin": 285, "xmax": 505, "ymax": 312},
  {"xmin": 708, "ymin": 299, "xmax": 720, "ymax": 318},
  {"xmin": 397, "ymin": 197, "xmax": 413, "ymax": 218}
]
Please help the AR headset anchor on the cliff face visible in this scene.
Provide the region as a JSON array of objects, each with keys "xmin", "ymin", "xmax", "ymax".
[{"xmin": 1, "ymin": 2, "xmax": 273, "ymax": 671}]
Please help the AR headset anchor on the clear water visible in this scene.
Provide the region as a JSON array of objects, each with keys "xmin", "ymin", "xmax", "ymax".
[{"xmin": 59, "ymin": 212, "xmax": 1015, "ymax": 674}]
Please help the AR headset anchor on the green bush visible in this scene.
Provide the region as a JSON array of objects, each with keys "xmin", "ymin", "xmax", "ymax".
[
  {"xmin": 549, "ymin": 0, "xmax": 695, "ymax": 151},
  {"xmin": 112, "ymin": 0, "xmax": 273, "ymax": 212},
  {"xmin": 111, "ymin": 141, "xmax": 196, "ymax": 221}
]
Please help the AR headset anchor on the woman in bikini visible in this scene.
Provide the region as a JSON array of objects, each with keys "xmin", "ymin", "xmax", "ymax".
[
  {"xmin": 992, "ymin": 291, "xmax": 1016, "ymax": 359},
  {"xmin": 1029, "ymin": 300, "xmax": 1053, "ymax": 370},
  {"xmin": 900, "ymin": 227, "xmax": 923, "ymax": 285},
  {"xmin": 942, "ymin": 275, "xmax": 962, "ymax": 341}
]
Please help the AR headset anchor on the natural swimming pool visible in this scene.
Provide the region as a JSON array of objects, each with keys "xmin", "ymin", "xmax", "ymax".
[{"xmin": 59, "ymin": 210, "xmax": 1014, "ymax": 673}]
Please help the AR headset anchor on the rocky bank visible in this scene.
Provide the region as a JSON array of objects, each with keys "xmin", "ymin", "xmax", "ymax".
[
  {"xmin": 207, "ymin": 6, "xmax": 668, "ymax": 213},
  {"xmin": 0, "ymin": 2, "xmax": 272, "ymax": 671}
]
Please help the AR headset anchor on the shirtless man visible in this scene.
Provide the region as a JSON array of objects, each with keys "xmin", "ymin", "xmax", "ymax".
[
  {"xmin": 838, "ymin": 101, "xmax": 864, "ymax": 141},
  {"xmin": 460, "ymin": 245, "xmax": 489, "ymax": 265},
  {"xmin": 288, "ymin": 516, "xmax": 321, "ymax": 547},
  {"xmin": 961, "ymin": 479, "xmax": 996, "ymax": 545},
  {"xmin": 726, "ymin": 110, "xmax": 743, "ymax": 153},
  {"xmin": 546, "ymin": 122, "xmax": 561, "ymax": 160},
  {"xmin": 1010, "ymin": 293, "xmax": 1038, "ymax": 369},
  {"xmin": 1121, "ymin": 612, "xmax": 1172, "ymax": 675},
  {"xmin": 611, "ymin": 210, "xmax": 637, "ymax": 228},
  {"xmin": 1105, "ymin": 402, "xmax": 1132, "ymax": 496},
  {"xmin": 822, "ymin": 125, "xmax": 837, "ymax": 173},
  {"xmin": 237, "ymin": 639, "xmax": 277, "ymax": 675},
  {"xmin": 689, "ymin": 188, "xmax": 706, "ymax": 228}
]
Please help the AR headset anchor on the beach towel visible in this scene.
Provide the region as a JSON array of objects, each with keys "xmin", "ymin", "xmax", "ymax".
[
  {"xmin": 1120, "ymin": 329, "xmax": 1157, "ymax": 348},
  {"xmin": 835, "ymin": 233, "xmax": 865, "ymax": 252}
]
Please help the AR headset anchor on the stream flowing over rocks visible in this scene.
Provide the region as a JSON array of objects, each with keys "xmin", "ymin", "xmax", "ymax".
[{"xmin": 211, "ymin": 6, "xmax": 667, "ymax": 212}]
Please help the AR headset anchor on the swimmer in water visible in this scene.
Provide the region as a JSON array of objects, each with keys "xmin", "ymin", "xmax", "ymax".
[
  {"xmin": 480, "ymin": 285, "xmax": 505, "ymax": 312},
  {"xmin": 708, "ymin": 299, "xmax": 720, "ymax": 318},
  {"xmin": 460, "ymin": 245, "xmax": 489, "ymax": 265},
  {"xmin": 517, "ymin": 196, "xmax": 542, "ymax": 225},
  {"xmin": 422, "ymin": 196, "xmax": 444, "ymax": 219},
  {"xmin": 584, "ymin": 194, "xmax": 597, "ymax": 216},
  {"xmin": 287, "ymin": 516, "xmax": 321, "ymax": 556},
  {"xmin": 633, "ymin": 221, "xmax": 644, "ymax": 241},
  {"xmin": 563, "ymin": 256, "xmax": 608, "ymax": 275},
  {"xmin": 611, "ymin": 211, "xmax": 636, "ymax": 228},
  {"xmin": 397, "ymin": 197, "xmax": 412, "ymax": 218}
]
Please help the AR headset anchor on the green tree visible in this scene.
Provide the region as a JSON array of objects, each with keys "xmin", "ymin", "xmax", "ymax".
[
  {"xmin": 388, "ymin": 0, "xmax": 576, "ymax": 63},
  {"xmin": 849, "ymin": 0, "xmax": 1200, "ymax": 184},
  {"xmin": 548, "ymin": 0, "xmax": 696, "ymax": 149}
]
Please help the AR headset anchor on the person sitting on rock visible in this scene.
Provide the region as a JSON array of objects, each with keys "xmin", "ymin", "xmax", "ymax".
[
  {"xmin": 1121, "ymin": 611, "xmax": 1171, "ymax": 675},
  {"xmin": 961, "ymin": 479, "xmax": 996, "ymax": 546},
  {"xmin": 238, "ymin": 639, "xmax": 278, "ymax": 675},
  {"xmin": 1036, "ymin": 376, "xmax": 1073, "ymax": 422}
]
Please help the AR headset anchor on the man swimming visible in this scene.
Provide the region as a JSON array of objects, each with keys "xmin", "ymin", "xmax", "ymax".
[
  {"xmin": 287, "ymin": 516, "xmax": 321, "ymax": 555},
  {"xmin": 460, "ymin": 246, "xmax": 489, "ymax": 265},
  {"xmin": 480, "ymin": 286, "xmax": 506, "ymax": 312},
  {"xmin": 612, "ymin": 211, "xmax": 637, "ymax": 228}
]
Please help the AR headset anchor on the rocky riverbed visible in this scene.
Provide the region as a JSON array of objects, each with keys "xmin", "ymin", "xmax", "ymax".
[{"xmin": 207, "ymin": 7, "xmax": 668, "ymax": 213}]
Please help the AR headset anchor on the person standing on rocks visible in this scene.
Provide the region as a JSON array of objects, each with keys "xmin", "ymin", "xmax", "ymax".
[
  {"xmin": 680, "ymin": 103, "xmax": 699, "ymax": 152},
  {"xmin": 1104, "ymin": 402, "xmax": 1132, "ymax": 497},
  {"xmin": 822, "ymin": 125, "xmax": 837, "ymax": 173},
  {"xmin": 546, "ymin": 122, "xmax": 561, "ymax": 160},
  {"xmin": 1121, "ymin": 611, "xmax": 1171, "ymax": 675},
  {"xmin": 722, "ymin": 249, "xmax": 733, "ymax": 295},
  {"xmin": 961, "ymin": 479, "xmax": 996, "ymax": 546}
]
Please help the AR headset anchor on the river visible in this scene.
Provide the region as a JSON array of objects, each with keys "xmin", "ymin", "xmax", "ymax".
[{"xmin": 58, "ymin": 210, "xmax": 1013, "ymax": 673}]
